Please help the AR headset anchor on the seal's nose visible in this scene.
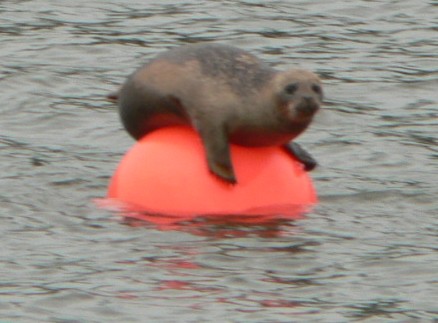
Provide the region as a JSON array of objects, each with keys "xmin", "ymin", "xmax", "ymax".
[{"xmin": 296, "ymin": 96, "xmax": 319, "ymax": 115}]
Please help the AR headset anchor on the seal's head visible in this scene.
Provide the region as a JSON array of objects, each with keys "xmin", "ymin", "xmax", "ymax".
[{"xmin": 273, "ymin": 69, "xmax": 323, "ymax": 128}]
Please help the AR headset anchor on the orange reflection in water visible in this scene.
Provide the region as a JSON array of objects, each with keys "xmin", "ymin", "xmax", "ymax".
[{"xmin": 97, "ymin": 197, "xmax": 313, "ymax": 235}]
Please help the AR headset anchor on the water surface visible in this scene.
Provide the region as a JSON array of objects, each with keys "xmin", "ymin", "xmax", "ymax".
[{"xmin": 1, "ymin": 0, "xmax": 437, "ymax": 322}]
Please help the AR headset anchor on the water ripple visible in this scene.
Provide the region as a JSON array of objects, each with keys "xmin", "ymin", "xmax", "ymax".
[{"xmin": 1, "ymin": 0, "xmax": 437, "ymax": 321}]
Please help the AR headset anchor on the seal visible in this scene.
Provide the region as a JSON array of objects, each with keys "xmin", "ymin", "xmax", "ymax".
[{"xmin": 110, "ymin": 43, "xmax": 323, "ymax": 183}]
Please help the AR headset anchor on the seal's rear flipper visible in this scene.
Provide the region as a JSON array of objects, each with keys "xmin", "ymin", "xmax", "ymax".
[{"xmin": 107, "ymin": 91, "xmax": 119, "ymax": 103}]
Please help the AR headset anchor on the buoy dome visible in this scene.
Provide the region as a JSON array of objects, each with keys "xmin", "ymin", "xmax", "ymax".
[{"xmin": 107, "ymin": 126, "xmax": 317, "ymax": 221}]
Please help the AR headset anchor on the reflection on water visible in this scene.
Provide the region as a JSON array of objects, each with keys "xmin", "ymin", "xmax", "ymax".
[
  {"xmin": 121, "ymin": 215, "xmax": 306, "ymax": 239},
  {"xmin": 0, "ymin": 0, "xmax": 437, "ymax": 321},
  {"xmin": 98, "ymin": 197, "xmax": 310, "ymax": 233}
]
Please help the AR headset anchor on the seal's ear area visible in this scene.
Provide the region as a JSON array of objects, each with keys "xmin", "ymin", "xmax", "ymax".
[
  {"xmin": 311, "ymin": 84, "xmax": 323, "ymax": 100},
  {"xmin": 106, "ymin": 91, "xmax": 119, "ymax": 103}
]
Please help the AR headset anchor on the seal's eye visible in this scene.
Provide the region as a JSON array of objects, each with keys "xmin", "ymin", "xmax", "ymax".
[
  {"xmin": 284, "ymin": 83, "xmax": 298, "ymax": 95},
  {"xmin": 312, "ymin": 84, "xmax": 322, "ymax": 95}
]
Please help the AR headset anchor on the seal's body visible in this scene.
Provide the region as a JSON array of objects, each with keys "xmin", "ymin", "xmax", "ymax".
[{"xmin": 113, "ymin": 43, "xmax": 323, "ymax": 183}]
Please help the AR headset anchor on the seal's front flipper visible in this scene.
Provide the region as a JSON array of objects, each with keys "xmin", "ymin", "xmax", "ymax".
[
  {"xmin": 285, "ymin": 142, "xmax": 317, "ymax": 171},
  {"xmin": 198, "ymin": 125, "xmax": 237, "ymax": 184}
]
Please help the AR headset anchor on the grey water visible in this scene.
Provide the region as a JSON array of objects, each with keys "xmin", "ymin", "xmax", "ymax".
[{"xmin": 1, "ymin": 0, "xmax": 437, "ymax": 322}]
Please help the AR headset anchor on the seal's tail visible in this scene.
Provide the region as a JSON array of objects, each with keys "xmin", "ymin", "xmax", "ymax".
[{"xmin": 106, "ymin": 91, "xmax": 119, "ymax": 103}]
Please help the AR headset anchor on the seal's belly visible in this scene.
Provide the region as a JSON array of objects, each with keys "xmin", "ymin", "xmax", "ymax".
[
  {"xmin": 145, "ymin": 113, "xmax": 189, "ymax": 132},
  {"xmin": 229, "ymin": 129, "xmax": 295, "ymax": 147}
]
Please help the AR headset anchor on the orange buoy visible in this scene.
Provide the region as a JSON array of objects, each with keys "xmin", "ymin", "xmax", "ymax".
[{"xmin": 107, "ymin": 126, "xmax": 317, "ymax": 221}]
